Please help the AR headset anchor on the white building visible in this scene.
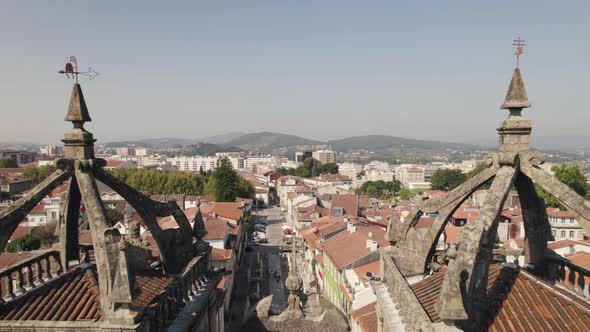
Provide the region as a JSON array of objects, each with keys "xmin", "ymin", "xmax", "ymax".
[
  {"xmin": 39, "ymin": 145, "xmax": 63, "ymax": 156},
  {"xmin": 312, "ymin": 149, "xmax": 336, "ymax": 164}
]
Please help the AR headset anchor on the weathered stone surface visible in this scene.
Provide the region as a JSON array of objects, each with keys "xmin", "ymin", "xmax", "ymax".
[
  {"xmin": 436, "ymin": 166, "xmax": 516, "ymax": 321},
  {"xmin": 500, "ymin": 68, "xmax": 530, "ymax": 109},
  {"xmin": 390, "ymin": 165, "xmax": 498, "ymax": 276},
  {"xmin": 58, "ymin": 176, "xmax": 82, "ymax": 269},
  {"xmin": 65, "ymin": 83, "xmax": 92, "ymax": 122},
  {"xmin": 93, "ymin": 167, "xmax": 195, "ymax": 274},
  {"xmin": 76, "ymin": 168, "xmax": 134, "ymax": 322}
]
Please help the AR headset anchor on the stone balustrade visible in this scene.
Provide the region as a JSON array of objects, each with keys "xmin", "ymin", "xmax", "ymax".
[
  {"xmin": 0, "ymin": 250, "xmax": 63, "ymax": 302},
  {"xmin": 142, "ymin": 252, "xmax": 215, "ymax": 330},
  {"xmin": 547, "ymin": 254, "xmax": 590, "ymax": 300},
  {"xmin": 380, "ymin": 254, "xmax": 431, "ymax": 331}
]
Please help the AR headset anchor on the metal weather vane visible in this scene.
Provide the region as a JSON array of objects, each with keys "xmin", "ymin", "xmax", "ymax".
[
  {"xmin": 512, "ymin": 35, "xmax": 525, "ymax": 68},
  {"xmin": 58, "ymin": 56, "xmax": 99, "ymax": 83}
]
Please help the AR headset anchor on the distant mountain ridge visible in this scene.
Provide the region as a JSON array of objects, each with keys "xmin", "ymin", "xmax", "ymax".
[
  {"xmin": 104, "ymin": 132, "xmax": 484, "ymax": 153},
  {"xmin": 221, "ymin": 132, "xmax": 321, "ymax": 153}
]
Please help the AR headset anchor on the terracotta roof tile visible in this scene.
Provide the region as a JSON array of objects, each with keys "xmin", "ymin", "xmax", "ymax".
[
  {"xmin": 353, "ymin": 260, "xmax": 380, "ymax": 285},
  {"xmin": 133, "ymin": 270, "xmax": 173, "ymax": 307},
  {"xmin": 410, "ymin": 263, "xmax": 590, "ymax": 330},
  {"xmin": 351, "ymin": 302, "xmax": 378, "ymax": 332},
  {"xmin": 322, "ymin": 225, "xmax": 387, "ymax": 269},
  {"xmin": 211, "ymin": 248, "xmax": 232, "ymax": 261},
  {"xmin": 0, "ymin": 266, "xmax": 101, "ymax": 321}
]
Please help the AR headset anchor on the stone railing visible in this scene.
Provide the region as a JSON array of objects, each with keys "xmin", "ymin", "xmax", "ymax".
[
  {"xmin": 0, "ymin": 250, "xmax": 63, "ymax": 303},
  {"xmin": 143, "ymin": 252, "xmax": 216, "ymax": 330},
  {"xmin": 381, "ymin": 254, "xmax": 431, "ymax": 331},
  {"xmin": 547, "ymin": 254, "xmax": 590, "ymax": 300}
]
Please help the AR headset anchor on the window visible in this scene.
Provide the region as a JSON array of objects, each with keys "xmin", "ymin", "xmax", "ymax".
[
  {"xmin": 561, "ymin": 230, "xmax": 566, "ymax": 238},
  {"xmin": 570, "ymin": 219, "xmax": 575, "ymax": 224},
  {"xmin": 551, "ymin": 229, "xmax": 556, "ymax": 237},
  {"xmin": 569, "ymin": 231, "xmax": 575, "ymax": 238},
  {"xmin": 561, "ymin": 219, "xmax": 566, "ymax": 224}
]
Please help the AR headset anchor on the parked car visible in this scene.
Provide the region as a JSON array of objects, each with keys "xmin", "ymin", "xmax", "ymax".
[{"xmin": 254, "ymin": 225, "xmax": 267, "ymax": 232}]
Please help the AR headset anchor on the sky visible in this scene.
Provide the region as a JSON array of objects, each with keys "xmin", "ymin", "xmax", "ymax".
[{"xmin": 0, "ymin": 1, "xmax": 589, "ymax": 146}]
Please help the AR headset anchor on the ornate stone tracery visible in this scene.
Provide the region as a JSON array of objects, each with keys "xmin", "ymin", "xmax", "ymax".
[
  {"xmin": 0, "ymin": 83, "xmax": 210, "ymax": 322},
  {"xmin": 386, "ymin": 67, "xmax": 590, "ymax": 325}
]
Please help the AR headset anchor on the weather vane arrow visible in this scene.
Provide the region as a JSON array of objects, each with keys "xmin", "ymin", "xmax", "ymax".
[{"xmin": 58, "ymin": 56, "xmax": 99, "ymax": 83}]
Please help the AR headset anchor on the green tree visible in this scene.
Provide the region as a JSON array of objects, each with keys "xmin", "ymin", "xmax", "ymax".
[
  {"xmin": 356, "ymin": 180, "xmax": 401, "ymax": 198},
  {"xmin": 0, "ymin": 157, "xmax": 17, "ymax": 168},
  {"xmin": 537, "ymin": 164, "xmax": 590, "ymax": 208},
  {"xmin": 23, "ymin": 164, "xmax": 57, "ymax": 185},
  {"xmin": 205, "ymin": 157, "xmax": 241, "ymax": 202},
  {"xmin": 431, "ymin": 169, "xmax": 467, "ymax": 191},
  {"xmin": 110, "ymin": 168, "xmax": 206, "ymax": 195},
  {"xmin": 399, "ymin": 188, "xmax": 412, "ymax": 200},
  {"xmin": 320, "ymin": 163, "xmax": 339, "ymax": 174},
  {"xmin": 7, "ymin": 232, "xmax": 41, "ymax": 252}
]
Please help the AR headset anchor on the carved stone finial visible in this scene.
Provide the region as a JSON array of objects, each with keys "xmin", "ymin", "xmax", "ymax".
[
  {"xmin": 65, "ymin": 84, "xmax": 92, "ymax": 122},
  {"xmin": 501, "ymin": 68, "xmax": 530, "ymax": 110}
]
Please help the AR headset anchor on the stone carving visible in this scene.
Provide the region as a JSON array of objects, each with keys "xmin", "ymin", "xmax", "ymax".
[
  {"xmin": 384, "ymin": 67, "xmax": 590, "ymax": 327},
  {"xmin": 0, "ymin": 83, "xmax": 210, "ymax": 323}
]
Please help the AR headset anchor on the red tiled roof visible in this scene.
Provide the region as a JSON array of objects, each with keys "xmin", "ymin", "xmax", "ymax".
[
  {"xmin": 201, "ymin": 202, "xmax": 244, "ymax": 222},
  {"xmin": 353, "ymin": 260, "xmax": 380, "ymax": 285},
  {"xmin": 351, "ymin": 302, "xmax": 378, "ymax": 332},
  {"xmin": 322, "ymin": 225, "xmax": 388, "ymax": 269},
  {"xmin": 330, "ymin": 195, "xmax": 358, "ymax": 217},
  {"xmin": 9, "ymin": 226, "xmax": 34, "ymax": 241},
  {"xmin": 0, "ymin": 267, "xmax": 101, "ymax": 321},
  {"xmin": 548, "ymin": 239, "xmax": 590, "ymax": 250},
  {"xmin": 105, "ymin": 160, "xmax": 125, "ymax": 168},
  {"xmin": 211, "ymin": 248, "xmax": 232, "ymax": 261},
  {"xmin": 0, "ymin": 252, "xmax": 34, "ymax": 270},
  {"xmin": 204, "ymin": 218, "xmax": 230, "ymax": 241},
  {"xmin": 411, "ymin": 263, "xmax": 590, "ymax": 330},
  {"xmin": 547, "ymin": 208, "xmax": 575, "ymax": 219},
  {"xmin": 444, "ymin": 224, "xmax": 463, "ymax": 244},
  {"xmin": 29, "ymin": 203, "xmax": 45, "ymax": 215},
  {"xmin": 133, "ymin": 270, "xmax": 173, "ymax": 307}
]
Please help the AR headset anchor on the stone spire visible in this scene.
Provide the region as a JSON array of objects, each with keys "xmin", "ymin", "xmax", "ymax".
[
  {"xmin": 65, "ymin": 83, "xmax": 92, "ymax": 122},
  {"xmin": 497, "ymin": 67, "xmax": 533, "ymax": 153},
  {"xmin": 500, "ymin": 68, "xmax": 530, "ymax": 109},
  {"xmin": 62, "ymin": 84, "xmax": 95, "ymax": 160}
]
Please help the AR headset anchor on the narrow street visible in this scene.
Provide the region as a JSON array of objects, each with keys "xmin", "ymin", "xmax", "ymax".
[{"xmin": 229, "ymin": 206, "xmax": 289, "ymax": 332}]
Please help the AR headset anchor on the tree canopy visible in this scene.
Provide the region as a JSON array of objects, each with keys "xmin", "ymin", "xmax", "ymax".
[
  {"xmin": 537, "ymin": 164, "xmax": 590, "ymax": 208},
  {"xmin": 356, "ymin": 180, "xmax": 401, "ymax": 198},
  {"xmin": 23, "ymin": 164, "xmax": 57, "ymax": 185},
  {"xmin": 110, "ymin": 168, "xmax": 206, "ymax": 195},
  {"xmin": 7, "ymin": 232, "xmax": 41, "ymax": 252},
  {"xmin": 430, "ymin": 169, "xmax": 467, "ymax": 191},
  {"xmin": 0, "ymin": 157, "xmax": 17, "ymax": 168},
  {"xmin": 204, "ymin": 157, "xmax": 254, "ymax": 202},
  {"xmin": 276, "ymin": 157, "xmax": 338, "ymax": 178}
]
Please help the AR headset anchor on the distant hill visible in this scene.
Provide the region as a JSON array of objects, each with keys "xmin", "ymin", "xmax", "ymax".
[
  {"xmin": 161, "ymin": 143, "xmax": 241, "ymax": 157},
  {"xmin": 104, "ymin": 138, "xmax": 198, "ymax": 148},
  {"xmin": 201, "ymin": 132, "xmax": 246, "ymax": 145},
  {"xmin": 327, "ymin": 135, "xmax": 480, "ymax": 152},
  {"xmin": 222, "ymin": 132, "xmax": 321, "ymax": 153}
]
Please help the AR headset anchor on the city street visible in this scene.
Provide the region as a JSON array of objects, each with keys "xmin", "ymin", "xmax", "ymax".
[{"xmin": 229, "ymin": 206, "xmax": 289, "ymax": 332}]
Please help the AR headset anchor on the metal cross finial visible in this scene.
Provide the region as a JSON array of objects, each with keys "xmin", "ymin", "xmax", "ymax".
[
  {"xmin": 513, "ymin": 36, "xmax": 525, "ymax": 68},
  {"xmin": 58, "ymin": 56, "xmax": 99, "ymax": 83}
]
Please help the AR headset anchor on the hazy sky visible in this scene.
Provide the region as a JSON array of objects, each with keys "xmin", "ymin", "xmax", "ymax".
[{"xmin": 1, "ymin": 1, "xmax": 589, "ymax": 146}]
